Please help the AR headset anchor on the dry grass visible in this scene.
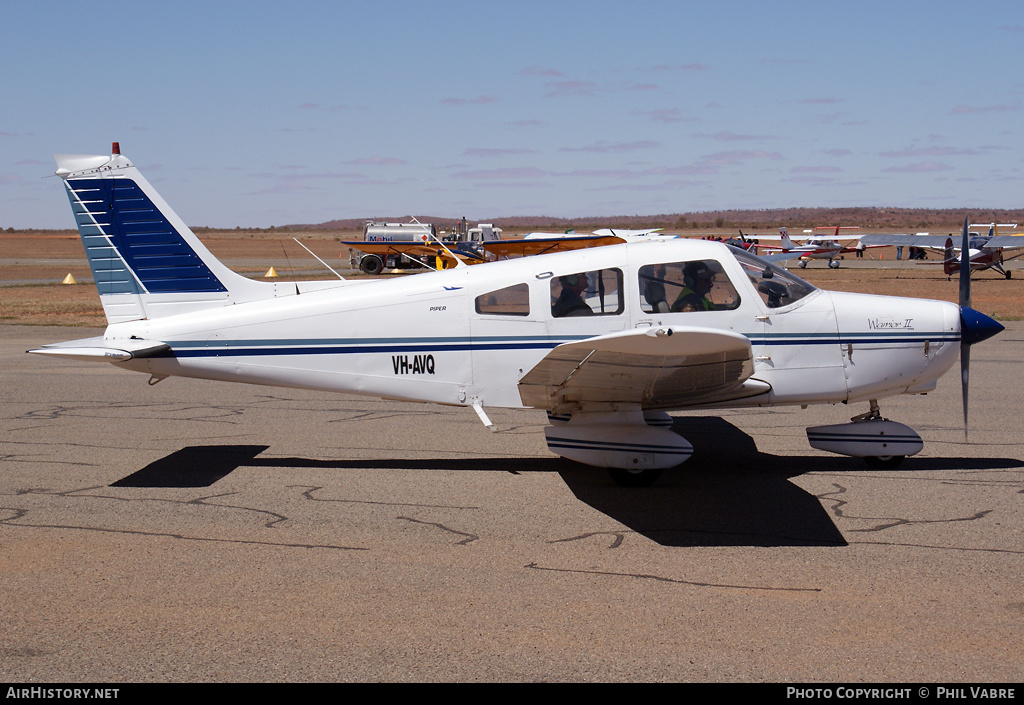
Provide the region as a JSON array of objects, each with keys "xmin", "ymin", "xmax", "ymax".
[{"xmin": 1, "ymin": 284, "xmax": 108, "ymax": 327}]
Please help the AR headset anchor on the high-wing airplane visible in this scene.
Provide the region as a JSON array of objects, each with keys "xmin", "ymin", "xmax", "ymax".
[
  {"xmin": 758, "ymin": 226, "xmax": 883, "ymax": 268},
  {"xmin": 32, "ymin": 145, "xmax": 1004, "ymax": 486},
  {"xmin": 860, "ymin": 224, "xmax": 1024, "ymax": 279},
  {"xmin": 342, "ymin": 223, "xmax": 627, "ymax": 273}
]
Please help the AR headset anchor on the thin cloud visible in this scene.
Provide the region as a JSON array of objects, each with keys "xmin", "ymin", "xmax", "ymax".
[
  {"xmin": 880, "ymin": 147, "xmax": 982, "ymax": 158},
  {"xmin": 452, "ymin": 167, "xmax": 547, "ymax": 179},
  {"xmin": 463, "ymin": 148, "xmax": 538, "ymax": 157},
  {"xmin": 694, "ymin": 131, "xmax": 775, "ymax": 141},
  {"xmin": 519, "ymin": 66, "xmax": 563, "ymax": 77},
  {"xmin": 560, "ymin": 140, "xmax": 659, "ymax": 154},
  {"xmin": 350, "ymin": 157, "xmax": 408, "ymax": 165},
  {"xmin": 633, "ymin": 108, "xmax": 696, "ymax": 124},
  {"xmin": 696, "ymin": 151, "xmax": 784, "ymax": 169},
  {"xmin": 299, "ymin": 103, "xmax": 349, "ymax": 111},
  {"xmin": 255, "ymin": 171, "xmax": 366, "ymax": 181},
  {"xmin": 792, "ymin": 165, "xmax": 842, "ymax": 173},
  {"xmin": 651, "ymin": 63, "xmax": 710, "ymax": 72},
  {"xmin": 950, "ymin": 104, "xmax": 1020, "ymax": 115},
  {"xmin": 881, "ymin": 162, "xmax": 955, "ymax": 173},
  {"xmin": 441, "ymin": 95, "xmax": 499, "ymax": 106},
  {"xmin": 544, "ymin": 80, "xmax": 599, "ymax": 98}
]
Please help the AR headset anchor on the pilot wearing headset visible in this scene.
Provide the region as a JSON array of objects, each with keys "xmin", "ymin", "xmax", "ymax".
[
  {"xmin": 672, "ymin": 261, "xmax": 716, "ymax": 312},
  {"xmin": 552, "ymin": 273, "xmax": 594, "ymax": 317}
]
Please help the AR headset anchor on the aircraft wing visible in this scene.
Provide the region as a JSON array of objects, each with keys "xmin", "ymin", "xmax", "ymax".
[
  {"xmin": 591, "ymin": 228, "xmax": 664, "ymax": 238},
  {"xmin": 984, "ymin": 235, "xmax": 1024, "ymax": 249},
  {"xmin": 518, "ymin": 326, "xmax": 770, "ymax": 413},
  {"xmin": 858, "ymin": 233, "xmax": 947, "ymax": 248},
  {"xmin": 760, "ymin": 250, "xmax": 812, "ymax": 263},
  {"xmin": 479, "ymin": 234, "xmax": 623, "ymax": 259}
]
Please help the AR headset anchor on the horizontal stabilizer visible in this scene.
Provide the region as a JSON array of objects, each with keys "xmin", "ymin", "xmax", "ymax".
[{"xmin": 29, "ymin": 336, "xmax": 169, "ymax": 362}]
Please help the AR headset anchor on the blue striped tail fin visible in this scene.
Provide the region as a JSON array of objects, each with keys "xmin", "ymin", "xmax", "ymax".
[{"xmin": 55, "ymin": 145, "xmax": 280, "ymax": 323}]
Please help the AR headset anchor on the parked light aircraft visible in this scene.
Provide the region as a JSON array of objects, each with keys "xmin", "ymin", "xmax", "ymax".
[
  {"xmin": 344, "ymin": 225, "xmax": 670, "ymax": 273},
  {"xmin": 31, "ymin": 145, "xmax": 1004, "ymax": 486},
  {"xmin": 860, "ymin": 224, "xmax": 1024, "ymax": 279},
  {"xmin": 342, "ymin": 225, "xmax": 625, "ymax": 271},
  {"xmin": 757, "ymin": 226, "xmax": 883, "ymax": 268},
  {"xmin": 523, "ymin": 228, "xmax": 668, "ymax": 240}
]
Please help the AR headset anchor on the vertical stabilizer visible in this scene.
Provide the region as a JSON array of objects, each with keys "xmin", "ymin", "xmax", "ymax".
[
  {"xmin": 779, "ymin": 227, "xmax": 795, "ymax": 250},
  {"xmin": 55, "ymin": 144, "xmax": 282, "ymax": 323}
]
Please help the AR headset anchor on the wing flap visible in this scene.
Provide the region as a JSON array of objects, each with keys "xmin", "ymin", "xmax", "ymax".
[{"xmin": 519, "ymin": 326, "xmax": 762, "ymax": 412}]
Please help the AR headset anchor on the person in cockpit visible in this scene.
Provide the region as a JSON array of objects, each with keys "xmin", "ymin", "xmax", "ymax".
[{"xmin": 552, "ymin": 274, "xmax": 593, "ymax": 317}]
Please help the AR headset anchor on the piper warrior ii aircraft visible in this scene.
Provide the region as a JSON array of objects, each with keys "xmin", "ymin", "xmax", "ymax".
[{"xmin": 32, "ymin": 145, "xmax": 1004, "ymax": 486}]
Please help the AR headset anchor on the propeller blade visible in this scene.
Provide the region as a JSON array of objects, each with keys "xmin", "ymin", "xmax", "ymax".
[
  {"xmin": 958, "ymin": 216, "xmax": 971, "ymax": 438},
  {"xmin": 960, "ymin": 344, "xmax": 970, "ymax": 441},
  {"xmin": 959, "ymin": 216, "xmax": 971, "ymax": 309}
]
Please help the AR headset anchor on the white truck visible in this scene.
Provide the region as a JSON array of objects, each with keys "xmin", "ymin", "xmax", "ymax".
[{"xmin": 347, "ymin": 220, "xmax": 503, "ymax": 274}]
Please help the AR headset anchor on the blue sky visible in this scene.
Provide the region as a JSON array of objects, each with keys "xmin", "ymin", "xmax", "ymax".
[{"xmin": 3, "ymin": 0, "xmax": 1022, "ymax": 229}]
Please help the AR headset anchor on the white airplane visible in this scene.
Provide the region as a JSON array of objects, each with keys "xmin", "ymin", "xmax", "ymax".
[
  {"xmin": 31, "ymin": 145, "xmax": 1004, "ymax": 486},
  {"xmin": 757, "ymin": 226, "xmax": 883, "ymax": 268},
  {"xmin": 860, "ymin": 224, "xmax": 1024, "ymax": 279},
  {"xmin": 521, "ymin": 228, "xmax": 666, "ymax": 240}
]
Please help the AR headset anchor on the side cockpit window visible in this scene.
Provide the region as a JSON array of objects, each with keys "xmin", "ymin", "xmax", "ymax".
[
  {"xmin": 550, "ymin": 268, "xmax": 624, "ymax": 317},
  {"xmin": 475, "ymin": 283, "xmax": 530, "ymax": 316},
  {"xmin": 638, "ymin": 260, "xmax": 740, "ymax": 313}
]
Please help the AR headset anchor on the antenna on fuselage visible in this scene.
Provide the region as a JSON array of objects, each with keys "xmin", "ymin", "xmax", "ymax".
[{"xmin": 292, "ymin": 238, "xmax": 346, "ymax": 280}]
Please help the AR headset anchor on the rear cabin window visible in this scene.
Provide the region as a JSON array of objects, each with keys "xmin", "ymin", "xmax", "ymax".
[
  {"xmin": 638, "ymin": 259, "xmax": 740, "ymax": 313},
  {"xmin": 550, "ymin": 268, "xmax": 624, "ymax": 317},
  {"xmin": 475, "ymin": 283, "xmax": 530, "ymax": 316}
]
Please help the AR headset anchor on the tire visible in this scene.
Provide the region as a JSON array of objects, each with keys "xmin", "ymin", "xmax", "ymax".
[
  {"xmin": 864, "ymin": 455, "xmax": 904, "ymax": 469},
  {"xmin": 608, "ymin": 467, "xmax": 662, "ymax": 487},
  {"xmin": 360, "ymin": 255, "xmax": 384, "ymax": 275}
]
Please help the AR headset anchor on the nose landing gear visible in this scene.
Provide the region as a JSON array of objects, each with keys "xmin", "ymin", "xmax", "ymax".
[{"xmin": 806, "ymin": 400, "xmax": 922, "ymax": 467}]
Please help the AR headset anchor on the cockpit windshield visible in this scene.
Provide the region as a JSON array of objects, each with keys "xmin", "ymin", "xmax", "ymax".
[{"xmin": 730, "ymin": 247, "xmax": 817, "ymax": 309}]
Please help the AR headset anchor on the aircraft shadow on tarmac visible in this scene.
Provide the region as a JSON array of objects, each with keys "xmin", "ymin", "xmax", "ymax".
[{"xmin": 110, "ymin": 417, "xmax": 1022, "ymax": 549}]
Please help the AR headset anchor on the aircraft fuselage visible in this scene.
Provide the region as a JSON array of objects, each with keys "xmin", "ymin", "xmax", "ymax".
[{"xmin": 106, "ymin": 239, "xmax": 962, "ymax": 414}]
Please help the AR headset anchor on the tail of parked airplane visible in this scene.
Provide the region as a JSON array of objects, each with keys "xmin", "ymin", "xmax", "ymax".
[
  {"xmin": 779, "ymin": 227, "xmax": 795, "ymax": 250},
  {"xmin": 943, "ymin": 236, "xmax": 957, "ymax": 277},
  {"xmin": 55, "ymin": 143, "xmax": 291, "ymax": 324}
]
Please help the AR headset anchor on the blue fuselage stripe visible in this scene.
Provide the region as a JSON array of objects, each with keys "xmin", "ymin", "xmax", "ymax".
[{"xmin": 154, "ymin": 331, "xmax": 958, "ymax": 359}]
